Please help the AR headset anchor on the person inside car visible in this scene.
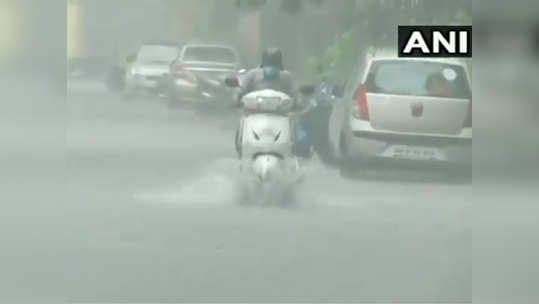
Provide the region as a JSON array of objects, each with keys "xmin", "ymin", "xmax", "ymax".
[{"xmin": 426, "ymin": 72, "xmax": 453, "ymax": 98}]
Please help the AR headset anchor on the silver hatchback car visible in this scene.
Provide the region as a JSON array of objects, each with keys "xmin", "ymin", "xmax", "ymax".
[{"xmin": 328, "ymin": 52, "xmax": 472, "ymax": 175}]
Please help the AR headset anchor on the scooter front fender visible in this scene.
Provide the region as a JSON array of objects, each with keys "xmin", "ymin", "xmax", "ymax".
[{"xmin": 252, "ymin": 154, "xmax": 282, "ymax": 183}]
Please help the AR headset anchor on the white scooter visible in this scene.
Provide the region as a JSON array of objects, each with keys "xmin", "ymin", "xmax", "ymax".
[{"xmin": 225, "ymin": 77, "xmax": 314, "ymax": 204}]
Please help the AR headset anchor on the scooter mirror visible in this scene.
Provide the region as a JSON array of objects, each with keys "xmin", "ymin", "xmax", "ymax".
[
  {"xmin": 332, "ymin": 85, "xmax": 344, "ymax": 98},
  {"xmin": 126, "ymin": 54, "xmax": 137, "ymax": 63},
  {"xmin": 300, "ymin": 85, "xmax": 315, "ymax": 96},
  {"xmin": 224, "ymin": 76, "xmax": 240, "ymax": 88}
]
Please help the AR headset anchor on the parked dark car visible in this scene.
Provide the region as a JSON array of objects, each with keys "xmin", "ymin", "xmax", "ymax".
[{"xmin": 167, "ymin": 44, "xmax": 241, "ymax": 110}]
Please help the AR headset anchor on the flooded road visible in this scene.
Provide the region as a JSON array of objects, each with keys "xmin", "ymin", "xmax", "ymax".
[{"xmin": 2, "ymin": 80, "xmax": 471, "ymax": 302}]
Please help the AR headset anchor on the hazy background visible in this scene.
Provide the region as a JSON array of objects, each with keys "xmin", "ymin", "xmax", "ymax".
[{"xmin": 0, "ymin": 0, "xmax": 538, "ymax": 303}]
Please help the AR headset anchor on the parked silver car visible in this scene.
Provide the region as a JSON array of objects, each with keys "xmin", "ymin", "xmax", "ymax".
[
  {"xmin": 167, "ymin": 44, "xmax": 241, "ymax": 109},
  {"xmin": 328, "ymin": 51, "xmax": 472, "ymax": 176}
]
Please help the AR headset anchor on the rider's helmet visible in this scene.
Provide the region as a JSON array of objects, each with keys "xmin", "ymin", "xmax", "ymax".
[
  {"xmin": 262, "ymin": 48, "xmax": 283, "ymax": 70},
  {"xmin": 261, "ymin": 48, "xmax": 283, "ymax": 80}
]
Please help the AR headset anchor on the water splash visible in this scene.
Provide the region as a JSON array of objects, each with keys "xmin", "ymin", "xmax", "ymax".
[{"xmin": 133, "ymin": 158, "xmax": 242, "ymax": 205}]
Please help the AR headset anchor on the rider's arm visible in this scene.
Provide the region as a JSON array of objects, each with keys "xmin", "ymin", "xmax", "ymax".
[
  {"xmin": 283, "ymin": 71, "xmax": 299, "ymax": 101},
  {"xmin": 281, "ymin": 71, "xmax": 302, "ymax": 110},
  {"xmin": 237, "ymin": 70, "xmax": 257, "ymax": 106}
]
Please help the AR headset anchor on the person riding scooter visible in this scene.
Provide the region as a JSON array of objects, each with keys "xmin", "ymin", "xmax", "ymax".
[
  {"xmin": 233, "ymin": 48, "xmax": 312, "ymax": 158},
  {"xmin": 237, "ymin": 48, "xmax": 299, "ymax": 104}
]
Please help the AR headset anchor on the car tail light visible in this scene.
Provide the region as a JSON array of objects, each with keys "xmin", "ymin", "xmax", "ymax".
[
  {"xmin": 171, "ymin": 61, "xmax": 197, "ymax": 84},
  {"xmin": 171, "ymin": 61, "xmax": 185, "ymax": 76},
  {"xmin": 352, "ymin": 83, "xmax": 369, "ymax": 121},
  {"xmin": 463, "ymin": 102, "xmax": 472, "ymax": 128}
]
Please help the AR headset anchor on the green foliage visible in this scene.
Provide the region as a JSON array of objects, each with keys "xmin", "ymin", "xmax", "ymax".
[
  {"xmin": 305, "ymin": 0, "xmax": 472, "ymax": 80},
  {"xmin": 305, "ymin": 29, "xmax": 359, "ymax": 82},
  {"xmin": 232, "ymin": 0, "xmax": 471, "ymax": 80}
]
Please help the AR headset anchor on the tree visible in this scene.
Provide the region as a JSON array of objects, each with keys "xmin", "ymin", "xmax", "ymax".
[
  {"xmin": 232, "ymin": 0, "xmax": 472, "ymax": 80},
  {"xmin": 306, "ymin": 0, "xmax": 472, "ymax": 81}
]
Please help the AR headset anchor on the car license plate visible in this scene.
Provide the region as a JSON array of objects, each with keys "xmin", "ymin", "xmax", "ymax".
[{"xmin": 382, "ymin": 145, "xmax": 446, "ymax": 161}]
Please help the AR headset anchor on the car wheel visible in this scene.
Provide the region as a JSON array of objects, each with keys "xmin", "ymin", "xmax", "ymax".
[
  {"xmin": 338, "ymin": 132, "xmax": 361, "ymax": 178},
  {"xmin": 339, "ymin": 162, "xmax": 359, "ymax": 178},
  {"xmin": 444, "ymin": 166, "xmax": 472, "ymax": 184},
  {"xmin": 167, "ymin": 94, "xmax": 183, "ymax": 109}
]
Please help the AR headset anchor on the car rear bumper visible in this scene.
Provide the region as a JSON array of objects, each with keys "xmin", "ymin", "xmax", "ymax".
[
  {"xmin": 344, "ymin": 128, "xmax": 472, "ymax": 167},
  {"xmin": 169, "ymin": 77, "xmax": 235, "ymax": 107},
  {"xmin": 169, "ymin": 78, "xmax": 201, "ymax": 101},
  {"xmin": 126, "ymin": 75, "xmax": 164, "ymax": 88}
]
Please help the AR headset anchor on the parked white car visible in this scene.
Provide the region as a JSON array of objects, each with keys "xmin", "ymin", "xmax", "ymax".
[
  {"xmin": 124, "ymin": 42, "xmax": 181, "ymax": 98},
  {"xmin": 328, "ymin": 51, "xmax": 472, "ymax": 176}
]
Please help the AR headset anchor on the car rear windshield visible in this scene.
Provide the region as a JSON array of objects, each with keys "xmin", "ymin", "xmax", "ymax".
[
  {"xmin": 182, "ymin": 47, "xmax": 237, "ymax": 64},
  {"xmin": 366, "ymin": 60, "xmax": 471, "ymax": 99},
  {"xmin": 137, "ymin": 45, "xmax": 179, "ymax": 64}
]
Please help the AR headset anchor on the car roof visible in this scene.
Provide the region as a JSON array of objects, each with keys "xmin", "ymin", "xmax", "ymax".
[
  {"xmin": 348, "ymin": 48, "xmax": 471, "ymax": 87},
  {"xmin": 367, "ymin": 48, "xmax": 467, "ymax": 67},
  {"xmin": 183, "ymin": 44, "xmax": 236, "ymax": 50},
  {"xmin": 142, "ymin": 41, "xmax": 182, "ymax": 48},
  {"xmin": 371, "ymin": 57, "xmax": 467, "ymax": 67}
]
